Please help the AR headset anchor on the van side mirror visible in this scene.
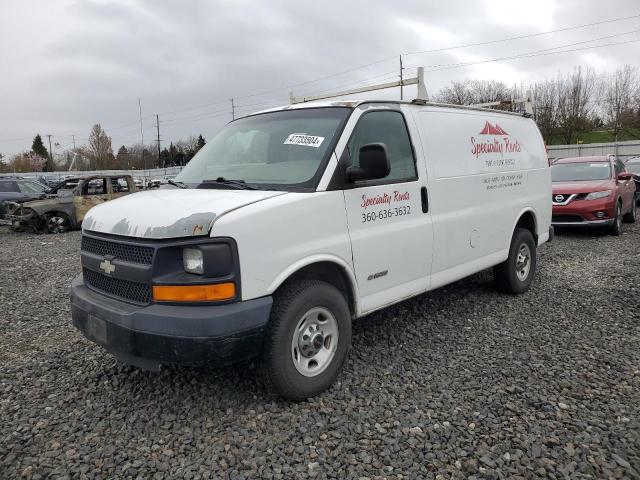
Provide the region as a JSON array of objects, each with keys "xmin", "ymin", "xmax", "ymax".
[
  {"xmin": 346, "ymin": 143, "xmax": 390, "ymax": 182},
  {"xmin": 617, "ymin": 172, "xmax": 633, "ymax": 181}
]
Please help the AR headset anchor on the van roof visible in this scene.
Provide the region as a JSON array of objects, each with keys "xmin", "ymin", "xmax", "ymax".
[{"xmin": 253, "ymin": 99, "xmax": 529, "ymax": 118}]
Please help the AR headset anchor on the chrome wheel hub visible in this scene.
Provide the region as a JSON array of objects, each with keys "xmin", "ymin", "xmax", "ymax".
[
  {"xmin": 515, "ymin": 243, "xmax": 531, "ymax": 281},
  {"xmin": 291, "ymin": 307, "xmax": 338, "ymax": 377}
]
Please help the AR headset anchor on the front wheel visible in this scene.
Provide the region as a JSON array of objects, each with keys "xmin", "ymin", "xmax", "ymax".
[
  {"xmin": 623, "ymin": 200, "xmax": 636, "ymax": 224},
  {"xmin": 610, "ymin": 202, "xmax": 623, "ymax": 235},
  {"xmin": 494, "ymin": 227, "xmax": 537, "ymax": 294},
  {"xmin": 261, "ymin": 280, "xmax": 351, "ymax": 400},
  {"xmin": 45, "ymin": 213, "xmax": 71, "ymax": 234}
]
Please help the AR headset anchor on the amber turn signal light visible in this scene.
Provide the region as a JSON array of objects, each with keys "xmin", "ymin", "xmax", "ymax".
[{"xmin": 152, "ymin": 283, "xmax": 236, "ymax": 302}]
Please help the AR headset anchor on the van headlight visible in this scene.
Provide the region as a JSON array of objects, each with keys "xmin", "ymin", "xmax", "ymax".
[
  {"xmin": 585, "ymin": 190, "xmax": 611, "ymax": 201},
  {"xmin": 183, "ymin": 248, "xmax": 204, "ymax": 274}
]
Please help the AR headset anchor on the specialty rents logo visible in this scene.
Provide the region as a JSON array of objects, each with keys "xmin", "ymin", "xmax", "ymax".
[{"xmin": 471, "ymin": 121, "xmax": 522, "ymax": 159}]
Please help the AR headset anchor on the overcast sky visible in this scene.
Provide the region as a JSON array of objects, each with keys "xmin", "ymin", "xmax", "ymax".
[{"xmin": 1, "ymin": 0, "xmax": 638, "ymax": 157}]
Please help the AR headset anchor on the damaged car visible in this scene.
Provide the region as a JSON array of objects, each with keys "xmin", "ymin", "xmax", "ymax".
[{"xmin": 8, "ymin": 175, "xmax": 137, "ymax": 233}]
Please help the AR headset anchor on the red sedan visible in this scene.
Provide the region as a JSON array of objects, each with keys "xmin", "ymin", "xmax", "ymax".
[{"xmin": 551, "ymin": 155, "xmax": 636, "ymax": 235}]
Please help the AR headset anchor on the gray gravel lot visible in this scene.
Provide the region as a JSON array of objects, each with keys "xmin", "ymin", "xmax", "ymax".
[{"xmin": 1, "ymin": 224, "xmax": 639, "ymax": 479}]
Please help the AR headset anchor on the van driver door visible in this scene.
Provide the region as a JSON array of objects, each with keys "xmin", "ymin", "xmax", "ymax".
[{"xmin": 339, "ymin": 108, "xmax": 432, "ymax": 314}]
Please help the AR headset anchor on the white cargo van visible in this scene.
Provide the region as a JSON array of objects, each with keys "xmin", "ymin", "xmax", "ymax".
[{"xmin": 71, "ymin": 73, "xmax": 552, "ymax": 399}]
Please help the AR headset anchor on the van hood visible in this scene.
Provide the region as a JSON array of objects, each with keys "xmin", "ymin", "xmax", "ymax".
[
  {"xmin": 552, "ymin": 179, "xmax": 613, "ymax": 194},
  {"xmin": 82, "ymin": 188, "xmax": 286, "ymax": 239}
]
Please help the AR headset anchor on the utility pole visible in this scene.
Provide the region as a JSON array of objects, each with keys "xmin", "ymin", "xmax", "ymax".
[
  {"xmin": 46, "ymin": 134, "xmax": 53, "ymax": 160},
  {"xmin": 399, "ymin": 55, "xmax": 404, "ymax": 101},
  {"xmin": 231, "ymin": 98, "xmax": 235, "ymax": 120},
  {"xmin": 71, "ymin": 135, "xmax": 76, "ymax": 151},
  {"xmin": 156, "ymin": 114, "xmax": 162, "ymax": 170},
  {"xmin": 138, "ymin": 98, "xmax": 146, "ymax": 180}
]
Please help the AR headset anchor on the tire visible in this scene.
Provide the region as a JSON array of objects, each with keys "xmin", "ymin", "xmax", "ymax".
[
  {"xmin": 623, "ymin": 199, "xmax": 636, "ymax": 224},
  {"xmin": 45, "ymin": 212, "xmax": 71, "ymax": 234},
  {"xmin": 494, "ymin": 227, "xmax": 537, "ymax": 294},
  {"xmin": 609, "ymin": 202, "xmax": 623, "ymax": 236},
  {"xmin": 260, "ymin": 279, "xmax": 352, "ymax": 401}
]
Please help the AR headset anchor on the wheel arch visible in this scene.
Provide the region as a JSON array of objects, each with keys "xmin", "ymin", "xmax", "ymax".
[
  {"xmin": 513, "ymin": 208, "xmax": 538, "ymax": 244},
  {"xmin": 267, "ymin": 255, "xmax": 359, "ymax": 317}
]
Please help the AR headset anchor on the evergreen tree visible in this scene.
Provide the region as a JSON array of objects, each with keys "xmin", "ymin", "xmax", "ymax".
[
  {"xmin": 32, "ymin": 134, "xmax": 55, "ymax": 171},
  {"xmin": 116, "ymin": 145, "xmax": 129, "ymax": 169},
  {"xmin": 32, "ymin": 134, "xmax": 49, "ymax": 159},
  {"xmin": 196, "ymin": 134, "xmax": 206, "ymax": 151}
]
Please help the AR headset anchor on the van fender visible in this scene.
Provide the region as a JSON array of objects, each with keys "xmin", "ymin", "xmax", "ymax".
[
  {"xmin": 266, "ymin": 254, "xmax": 360, "ymax": 313},
  {"xmin": 511, "ymin": 206, "xmax": 544, "ymax": 244}
]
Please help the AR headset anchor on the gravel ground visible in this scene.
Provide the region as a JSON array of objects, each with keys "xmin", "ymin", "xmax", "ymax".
[{"xmin": 1, "ymin": 224, "xmax": 639, "ymax": 480}]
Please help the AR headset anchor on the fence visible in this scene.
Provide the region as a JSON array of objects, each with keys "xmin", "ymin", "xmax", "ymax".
[
  {"xmin": 0, "ymin": 166, "xmax": 183, "ymax": 181},
  {"xmin": 547, "ymin": 140, "xmax": 640, "ymax": 161}
]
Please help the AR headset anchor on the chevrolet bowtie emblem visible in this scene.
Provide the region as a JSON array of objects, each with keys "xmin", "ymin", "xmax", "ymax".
[{"xmin": 99, "ymin": 259, "xmax": 116, "ymax": 275}]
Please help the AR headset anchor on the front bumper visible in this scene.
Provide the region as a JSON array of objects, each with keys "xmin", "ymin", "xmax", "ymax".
[
  {"xmin": 71, "ymin": 275, "xmax": 273, "ymax": 369},
  {"xmin": 551, "ymin": 218, "xmax": 614, "ymax": 227},
  {"xmin": 552, "ymin": 197, "xmax": 616, "ymax": 227}
]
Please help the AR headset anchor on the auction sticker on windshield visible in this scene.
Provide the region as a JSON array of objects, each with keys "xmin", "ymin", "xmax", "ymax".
[{"xmin": 284, "ymin": 133, "xmax": 325, "ymax": 148}]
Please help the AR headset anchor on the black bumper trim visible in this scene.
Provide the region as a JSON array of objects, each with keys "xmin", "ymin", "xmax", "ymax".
[{"xmin": 71, "ymin": 274, "xmax": 272, "ymax": 366}]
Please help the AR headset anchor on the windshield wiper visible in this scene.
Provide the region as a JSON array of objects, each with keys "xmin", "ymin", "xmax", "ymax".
[
  {"xmin": 198, "ymin": 177, "xmax": 257, "ymax": 190},
  {"xmin": 167, "ymin": 179, "xmax": 188, "ymax": 189}
]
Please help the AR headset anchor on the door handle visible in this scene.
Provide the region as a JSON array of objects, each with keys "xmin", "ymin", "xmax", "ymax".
[{"xmin": 420, "ymin": 186, "xmax": 429, "ymax": 213}]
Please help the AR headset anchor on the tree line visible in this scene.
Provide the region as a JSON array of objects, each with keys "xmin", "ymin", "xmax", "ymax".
[
  {"xmin": 0, "ymin": 126, "xmax": 207, "ymax": 173},
  {"xmin": 435, "ymin": 65, "xmax": 640, "ymax": 145}
]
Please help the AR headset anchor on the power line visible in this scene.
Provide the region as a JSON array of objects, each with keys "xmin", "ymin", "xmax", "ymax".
[
  {"xmin": 403, "ymin": 12, "xmax": 640, "ymax": 57},
  {"xmin": 422, "ymin": 36, "xmax": 640, "ymax": 73},
  {"xmin": 146, "ymin": 12, "xmax": 640, "ymax": 110}
]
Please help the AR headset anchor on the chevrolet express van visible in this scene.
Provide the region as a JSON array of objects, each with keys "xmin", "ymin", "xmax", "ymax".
[{"xmin": 71, "ymin": 98, "xmax": 552, "ymax": 400}]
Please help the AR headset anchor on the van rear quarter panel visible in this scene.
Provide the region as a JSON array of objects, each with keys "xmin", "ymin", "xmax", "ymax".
[{"xmin": 412, "ymin": 107, "xmax": 550, "ymax": 283}]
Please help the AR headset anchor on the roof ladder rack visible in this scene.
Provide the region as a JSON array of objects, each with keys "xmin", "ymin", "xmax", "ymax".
[
  {"xmin": 290, "ymin": 67, "xmax": 429, "ymax": 104},
  {"xmin": 471, "ymin": 91, "xmax": 534, "ymax": 116}
]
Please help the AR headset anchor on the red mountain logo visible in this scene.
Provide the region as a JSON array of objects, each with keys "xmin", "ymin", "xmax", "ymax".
[{"xmin": 479, "ymin": 121, "xmax": 508, "ymax": 135}]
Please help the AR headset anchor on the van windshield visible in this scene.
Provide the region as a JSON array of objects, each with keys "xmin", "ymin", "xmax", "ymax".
[
  {"xmin": 551, "ymin": 162, "xmax": 611, "ymax": 182},
  {"xmin": 175, "ymin": 107, "xmax": 350, "ymax": 190}
]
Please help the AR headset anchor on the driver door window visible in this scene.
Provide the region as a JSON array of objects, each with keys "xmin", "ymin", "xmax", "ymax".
[{"xmin": 347, "ymin": 110, "xmax": 417, "ymax": 183}]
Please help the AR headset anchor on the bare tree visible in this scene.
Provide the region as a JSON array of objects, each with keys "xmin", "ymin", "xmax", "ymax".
[
  {"xmin": 435, "ymin": 79, "xmax": 510, "ymax": 106},
  {"xmin": 556, "ymin": 67, "xmax": 598, "ymax": 144},
  {"xmin": 532, "ymin": 80, "xmax": 558, "ymax": 144},
  {"xmin": 83, "ymin": 124, "xmax": 116, "ymax": 170},
  {"xmin": 468, "ymin": 80, "xmax": 510, "ymax": 104},
  {"xmin": 435, "ymin": 80, "xmax": 472, "ymax": 105},
  {"xmin": 604, "ymin": 65, "xmax": 639, "ymax": 140}
]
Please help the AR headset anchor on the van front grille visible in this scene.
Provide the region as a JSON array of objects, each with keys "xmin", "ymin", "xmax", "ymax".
[
  {"xmin": 83, "ymin": 268, "xmax": 152, "ymax": 304},
  {"xmin": 81, "ymin": 236, "xmax": 154, "ymax": 265}
]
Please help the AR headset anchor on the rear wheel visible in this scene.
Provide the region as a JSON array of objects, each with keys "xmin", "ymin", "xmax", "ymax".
[
  {"xmin": 261, "ymin": 280, "xmax": 351, "ymax": 400},
  {"xmin": 494, "ymin": 227, "xmax": 537, "ymax": 294},
  {"xmin": 45, "ymin": 213, "xmax": 71, "ymax": 234},
  {"xmin": 623, "ymin": 200, "xmax": 636, "ymax": 224},
  {"xmin": 610, "ymin": 202, "xmax": 623, "ymax": 236}
]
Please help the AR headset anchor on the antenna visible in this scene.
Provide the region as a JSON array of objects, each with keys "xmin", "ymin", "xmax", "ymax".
[{"xmin": 290, "ymin": 67, "xmax": 429, "ymax": 104}]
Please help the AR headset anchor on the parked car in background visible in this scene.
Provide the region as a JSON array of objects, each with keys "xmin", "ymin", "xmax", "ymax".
[
  {"xmin": 0, "ymin": 176, "xmax": 49, "ymax": 217},
  {"xmin": 625, "ymin": 157, "xmax": 640, "ymax": 205},
  {"xmin": 8, "ymin": 174, "xmax": 137, "ymax": 233},
  {"xmin": 551, "ymin": 155, "xmax": 636, "ymax": 235}
]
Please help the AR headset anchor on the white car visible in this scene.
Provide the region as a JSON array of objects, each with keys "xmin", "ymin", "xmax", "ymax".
[{"xmin": 71, "ymin": 98, "xmax": 552, "ymax": 399}]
